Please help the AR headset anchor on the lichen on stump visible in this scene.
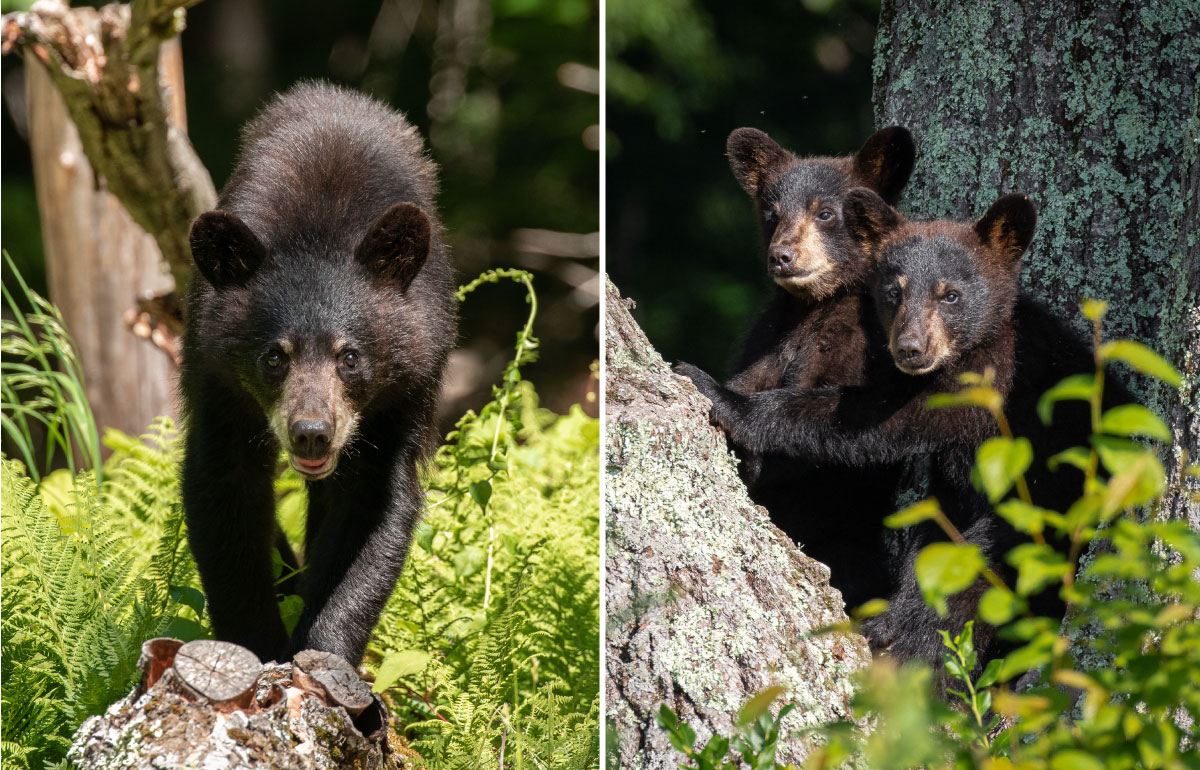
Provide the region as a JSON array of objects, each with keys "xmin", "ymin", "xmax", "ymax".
[
  {"xmin": 68, "ymin": 639, "xmax": 414, "ymax": 770},
  {"xmin": 604, "ymin": 277, "xmax": 871, "ymax": 770}
]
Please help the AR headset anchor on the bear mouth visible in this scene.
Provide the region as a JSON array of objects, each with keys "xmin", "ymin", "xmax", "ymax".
[{"xmin": 290, "ymin": 454, "xmax": 338, "ymax": 480}]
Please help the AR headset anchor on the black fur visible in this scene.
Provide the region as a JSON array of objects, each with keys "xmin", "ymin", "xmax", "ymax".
[
  {"xmin": 677, "ymin": 128, "xmax": 915, "ymax": 609},
  {"xmin": 681, "ymin": 191, "xmax": 1127, "ymax": 667},
  {"xmin": 181, "ymin": 82, "xmax": 455, "ymax": 665}
]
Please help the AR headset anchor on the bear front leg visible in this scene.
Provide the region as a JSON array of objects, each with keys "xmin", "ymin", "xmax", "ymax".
[
  {"xmin": 288, "ymin": 451, "xmax": 423, "ymax": 665},
  {"xmin": 181, "ymin": 396, "xmax": 289, "ymax": 662}
]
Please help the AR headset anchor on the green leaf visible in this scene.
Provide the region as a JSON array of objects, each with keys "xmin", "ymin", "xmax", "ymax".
[
  {"xmin": 976, "ymin": 657, "xmax": 1003, "ymax": 689},
  {"xmin": 468, "ymin": 479, "xmax": 493, "ymax": 507},
  {"xmin": 278, "ymin": 594, "xmax": 304, "ymax": 635},
  {"xmin": 979, "ymin": 586, "xmax": 1022, "ymax": 625},
  {"xmin": 1037, "ymin": 373, "xmax": 1096, "ymax": 425},
  {"xmin": 851, "ymin": 598, "xmax": 889, "ymax": 619},
  {"xmin": 162, "ymin": 616, "xmax": 208, "ymax": 643},
  {"xmin": 1099, "ymin": 404, "xmax": 1171, "ymax": 442},
  {"xmin": 1050, "ymin": 749, "xmax": 1106, "ymax": 770},
  {"xmin": 169, "ymin": 585, "xmax": 205, "ymax": 617},
  {"xmin": 996, "ymin": 633, "xmax": 1055, "ymax": 683},
  {"xmin": 883, "ymin": 498, "xmax": 940, "ymax": 529},
  {"xmin": 737, "ymin": 686, "xmax": 785, "ymax": 727},
  {"xmin": 453, "ymin": 546, "xmax": 486, "ymax": 579},
  {"xmin": 1080, "ymin": 298, "xmax": 1108, "ymax": 322},
  {"xmin": 1006, "ymin": 543, "xmax": 1071, "ymax": 596},
  {"xmin": 1100, "ymin": 340, "xmax": 1182, "ymax": 387},
  {"xmin": 1048, "ymin": 446, "xmax": 1091, "ymax": 472},
  {"xmin": 413, "ymin": 520, "xmax": 435, "ymax": 552},
  {"xmin": 373, "ymin": 649, "xmax": 433, "ymax": 692},
  {"xmin": 995, "ymin": 500, "xmax": 1054, "ymax": 536},
  {"xmin": 971, "ymin": 437, "xmax": 1033, "ymax": 503},
  {"xmin": 926, "ymin": 386, "xmax": 1002, "ymax": 412},
  {"xmin": 915, "ymin": 543, "xmax": 985, "ymax": 617}
]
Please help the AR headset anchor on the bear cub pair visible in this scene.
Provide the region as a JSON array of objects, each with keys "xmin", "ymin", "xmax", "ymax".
[
  {"xmin": 676, "ymin": 127, "xmax": 1115, "ymax": 667},
  {"xmin": 181, "ymin": 82, "xmax": 455, "ymax": 666}
]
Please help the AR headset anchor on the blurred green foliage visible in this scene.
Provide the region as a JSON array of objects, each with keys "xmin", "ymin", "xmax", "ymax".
[
  {"xmin": 607, "ymin": 0, "xmax": 879, "ymax": 379},
  {"xmin": 1, "ymin": 0, "xmax": 598, "ymax": 417}
]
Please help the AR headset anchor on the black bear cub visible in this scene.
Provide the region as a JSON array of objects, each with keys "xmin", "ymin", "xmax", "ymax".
[
  {"xmin": 181, "ymin": 82, "xmax": 456, "ymax": 666},
  {"xmin": 676, "ymin": 126, "xmax": 914, "ymax": 609},
  {"xmin": 683, "ymin": 190, "xmax": 1038, "ymax": 663}
]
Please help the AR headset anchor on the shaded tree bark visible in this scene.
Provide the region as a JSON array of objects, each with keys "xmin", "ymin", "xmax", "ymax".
[
  {"xmin": 605, "ymin": 278, "xmax": 870, "ymax": 770},
  {"xmin": 25, "ymin": 51, "xmax": 177, "ymax": 438},
  {"xmin": 874, "ymin": 0, "xmax": 1200, "ymax": 525}
]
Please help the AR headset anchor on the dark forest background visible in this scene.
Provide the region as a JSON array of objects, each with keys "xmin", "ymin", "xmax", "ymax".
[
  {"xmin": 607, "ymin": 0, "xmax": 880, "ymax": 380},
  {"xmin": 1, "ymin": 0, "xmax": 599, "ymax": 425}
]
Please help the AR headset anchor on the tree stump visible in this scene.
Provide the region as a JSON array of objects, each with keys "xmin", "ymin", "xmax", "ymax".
[
  {"xmin": 68, "ymin": 640, "xmax": 414, "ymax": 770},
  {"xmin": 604, "ymin": 277, "xmax": 871, "ymax": 770}
]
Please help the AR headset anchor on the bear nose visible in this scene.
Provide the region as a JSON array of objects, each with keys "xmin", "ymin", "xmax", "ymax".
[
  {"xmin": 768, "ymin": 245, "xmax": 795, "ymax": 270},
  {"xmin": 290, "ymin": 418, "xmax": 332, "ymax": 458},
  {"xmin": 896, "ymin": 333, "xmax": 925, "ymax": 361}
]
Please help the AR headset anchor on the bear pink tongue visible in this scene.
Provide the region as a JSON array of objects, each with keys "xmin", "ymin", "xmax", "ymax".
[{"xmin": 295, "ymin": 457, "xmax": 329, "ymax": 473}]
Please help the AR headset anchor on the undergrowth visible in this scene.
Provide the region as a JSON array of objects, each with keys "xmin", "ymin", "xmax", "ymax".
[
  {"xmin": 0, "ymin": 262, "xmax": 599, "ymax": 770},
  {"xmin": 658, "ymin": 300, "xmax": 1200, "ymax": 770}
]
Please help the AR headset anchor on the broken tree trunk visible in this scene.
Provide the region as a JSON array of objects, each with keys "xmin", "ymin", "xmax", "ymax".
[
  {"xmin": 24, "ymin": 49, "xmax": 178, "ymax": 436},
  {"xmin": 604, "ymin": 277, "xmax": 870, "ymax": 770},
  {"xmin": 2, "ymin": 0, "xmax": 217, "ymax": 303},
  {"xmin": 68, "ymin": 639, "xmax": 416, "ymax": 770}
]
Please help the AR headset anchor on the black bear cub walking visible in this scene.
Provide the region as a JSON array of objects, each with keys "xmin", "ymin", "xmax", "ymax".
[
  {"xmin": 676, "ymin": 126, "xmax": 914, "ymax": 609},
  {"xmin": 181, "ymin": 82, "xmax": 456, "ymax": 666}
]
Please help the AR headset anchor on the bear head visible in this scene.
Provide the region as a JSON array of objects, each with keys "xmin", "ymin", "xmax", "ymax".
[
  {"xmin": 843, "ymin": 188, "xmax": 1037, "ymax": 376},
  {"xmin": 726, "ymin": 125, "xmax": 915, "ymax": 300},
  {"xmin": 188, "ymin": 201, "xmax": 439, "ymax": 480}
]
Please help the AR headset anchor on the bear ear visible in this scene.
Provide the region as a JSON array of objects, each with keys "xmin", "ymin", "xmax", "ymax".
[
  {"xmin": 189, "ymin": 210, "xmax": 267, "ymax": 288},
  {"xmin": 852, "ymin": 126, "xmax": 915, "ymax": 206},
  {"xmin": 356, "ymin": 202, "xmax": 432, "ymax": 292},
  {"xmin": 842, "ymin": 187, "xmax": 901, "ymax": 251},
  {"xmin": 727, "ymin": 127, "xmax": 791, "ymax": 197},
  {"xmin": 974, "ymin": 194, "xmax": 1037, "ymax": 265}
]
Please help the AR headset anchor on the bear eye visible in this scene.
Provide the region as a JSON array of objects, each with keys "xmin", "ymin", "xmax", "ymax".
[
  {"xmin": 943, "ymin": 291, "xmax": 960, "ymax": 304},
  {"xmin": 763, "ymin": 209, "xmax": 777, "ymax": 223},
  {"xmin": 340, "ymin": 350, "xmax": 360, "ymax": 369},
  {"xmin": 816, "ymin": 209, "xmax": 835, "ymax": 222},
  {"xmin": 264, "ymin": 349, "xmax": 287, "ymax": 370},
  {"xmin": 886, "ymin": 286, "xmax": 902, "ymax": 302}
]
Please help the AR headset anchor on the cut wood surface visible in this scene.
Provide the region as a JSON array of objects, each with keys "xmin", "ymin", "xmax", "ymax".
[{"xmin": 68, "ymin": 640, "xmax": 411, "ymax": 770}]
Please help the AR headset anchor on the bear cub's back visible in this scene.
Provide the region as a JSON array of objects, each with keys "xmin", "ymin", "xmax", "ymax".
[{"xmin": 220, "ymin": 82, "xmax": 441, "ymax": 259}]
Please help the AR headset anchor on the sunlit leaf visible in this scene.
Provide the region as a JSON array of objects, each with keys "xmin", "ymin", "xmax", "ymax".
[
  {"xmin": 971, "ymin": 437, "xmax": 1033, "ymax": 503},
  {"xmin": 979, "ymin": 585, "xmax": 1023, "ymax": 625},
  {"xmin": 1099, "ymin": 404, "xmax": 1171, "ymax": 442},
  {"xmin": 1006, "ymin": 543, "xmax": 1071, "ymax": 596},
  {"xmin": 1099, "ymin": 340, "xmax": 1182, "ymax": 387},
  {"xmin": 373, "ymin": 650, "xmax": 433, "ymax": 692},
  {"xmin": 915, "ymin": 543, "xmax": 985, "ymax": 616},
  {"xmin": 1037, "ymin": 374, "xmax": 1095, "ymax": 425},
  {"xmin": 884, "ymin": 498, "xmax": 941, "ymax": 528}
]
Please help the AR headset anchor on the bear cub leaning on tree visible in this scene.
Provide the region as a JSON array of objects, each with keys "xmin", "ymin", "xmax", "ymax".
[
  {"xmin": 680, "ymin": 190, "xmax": 1039, "ymax": 664},
  {"xmin": 181, "ymin": 82, "xmax": 456, "ymax": 666},
  {"xmin": 675, "ymin": 125, "xmax": 915, "ymax": 609},
  {"xmin": 683, "ymin": 189, "xmax": 1126, "ymax": 667}
]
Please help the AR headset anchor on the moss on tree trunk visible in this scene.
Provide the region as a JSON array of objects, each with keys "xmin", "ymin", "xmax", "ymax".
[{"xmin": 874, "ymin": 0, "xmax": 1200, "ymax": 525}]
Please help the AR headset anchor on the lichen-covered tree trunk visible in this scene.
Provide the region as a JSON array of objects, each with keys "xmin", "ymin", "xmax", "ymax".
[
  {"xmin": 874, "ymin": 0, "xmax": 1200, "ymax": 525},
  {"xmin": 605, "ymin": 278, "xmax": 870, "ymax": 770}
]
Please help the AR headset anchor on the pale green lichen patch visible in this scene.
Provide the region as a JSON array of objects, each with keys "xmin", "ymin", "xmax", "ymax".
[{"xmin": 605, "ymin": 278, "xmax": 871, "ymax": 770}]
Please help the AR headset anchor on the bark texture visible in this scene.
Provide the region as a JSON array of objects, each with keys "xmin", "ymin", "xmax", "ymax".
[
  {"xmin": 25, "ymin": 51, "xmax": 177, "ymax": 438},
  {"xmin": 605, "ymin": 277, "xmax": 870, "ymax": 770},
  {"xmin": 3, "ymin": 0, "xmax": 218, "ymax": 303},
  {"xmin": 68, "ymin": 639, "xmax": 413, "ymax": 770},
  {"xmin": 874, "ymin": 0, "xmax": 1200, "ymax": 527}
]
